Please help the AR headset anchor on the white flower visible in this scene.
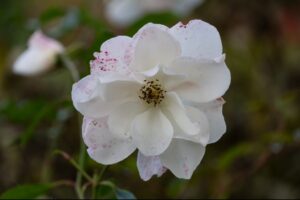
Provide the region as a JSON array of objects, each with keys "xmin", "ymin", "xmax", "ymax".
[
  {"xmin": 72, "ymin": 20, "xmax": 230, "ymax": 180},
  {"xmin": 13, "ymin": 31, "xmax": 64, "ymax": 76},
  {"xmin": 105, "ymin": 0, "xmax": 203, "ymax": 27}
]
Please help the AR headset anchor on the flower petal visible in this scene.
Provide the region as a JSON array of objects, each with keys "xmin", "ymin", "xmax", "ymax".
[
  {"xmin": 82, "ymin": 117, "xmax": 136, "ymax": 165},
  {"xmin": 131, "ymin": 108, "xmax": 173, "ymax": 156},
  {"xmin": 197, "ymin": 98, "xmax": 226, "ymax": 143},
  {"xmin": 108, "ymin": 101, "xmax": 147, "ymax": 139},
  {"xmin": 100, "ymin": 80, "xmax": 140, "ymax": 101},
  {"xmin": 169, "ymin": 57, "xmax": 230, "ymax": 103},
  {"xmin": 137, "ymin": 151, "xmax": 167, "ymax": 181},
  {"xmin": 169, "ymin": 20, "xmax": 222, "ymax": 59},
  {"xmin": 90, "ymin": 36, "xmax": 132, "ymax": 77},
  {"xmin": 29, "ymin": 30, "xmax": 64, "ymax": 53},
  {"xmin": 130, "ymin": 23, "xmax": 181, "ymax": 72},
  {"xmin": 13, "ymin": 49, "xmax": 57, "ymax": 76},
  {"xmin": 72, "ymin": 75, "xmax": 138, "ymax": 118},
  {"xmin": 72, "ymin": 75, "xmax": 107, "ymax": 118},
  {"xmin": 162, "ymin": 92, "xmax": 200, "ymax": 136},
  {"xmin": 160, "ymin": 139, "xmax": 205, "ymax": 179},
  {"xmin": 173, "ymin": 105, "xmax": 210, "ymax": 146}
]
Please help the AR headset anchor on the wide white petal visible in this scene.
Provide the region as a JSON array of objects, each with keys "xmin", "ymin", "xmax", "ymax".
[
  {"xmin": 100, "ymin": 80, "xmax": 140, "ymax": 101},
  {"xmin": 131, "ymin": 107, "xmax": 173, "ymax": 156},
  {"xmin": 130, "ymin": 23, "xmax": 181, "ymax": 72},
  {"xmin": 90, "ymin": 36, "xmax": 132, "ymax": 77},
  {"xmin": 82, "ymin": 117, "xmax": 136, "ymax": 165},
  {"xmin": 137, "ymin": 151, "xmax": 167, "ymax": 181},
  {"xmin": 169, "ymin": 57, "xmax": 230, "ymax": 103},
  {"xmin": 160, "ymin": 139, "xmax": 205, "ymax": 179},
  {"xmin": 173, "ymin": 105, "xmax": 210, "ymax": 146},
  {"xmin": 169, "ymin": 19, "xmax": 222, "ymax": 59},
  {"xmin": 108, "ymin": 101, "xmax": 147, "ymax": 139},
  {"xmin": 197, "ymin": 98, "xmax": 226, "ymax": 143},
  {"xmin": 72, "ymin": 75, "xmax": 137, "ymax": 118},
  {"xmin": 13, "ymin": 49, "xmax": 56, "ymax": 76},
  {"xmin": 162, "ymin": 92, "xmax": 199, "ymax": 136}
]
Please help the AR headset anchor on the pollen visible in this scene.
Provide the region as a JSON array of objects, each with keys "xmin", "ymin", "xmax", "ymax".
[{"xmin": 139, "ymin": 79, "xmax": 166, "ymax": 106}]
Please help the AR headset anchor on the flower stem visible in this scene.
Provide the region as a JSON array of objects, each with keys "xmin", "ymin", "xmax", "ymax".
[
  {"xmin": 75, "ymin": 138, "xmax": 87, "ymax": 199},
  {"xmin": 91, "ymin": 165, "xmax": 108, "ymax": 199},
  {"xmin": 60, "ymin": 53, "xmax": 88, "ymax": 199},
  {"xmin": 99, "ymin": 165, "xmax": 108, "ymax": 182},
  {"xmin": 53, "ymin": 150, "xmax": 92, "ymax": 183},
  {"xmin": 59, "ymin": 53, "xmax": 79, "ymax": 82},
  {"xmin": 91, "ymin": 172, "xmax": 99, "ymax": 199}
]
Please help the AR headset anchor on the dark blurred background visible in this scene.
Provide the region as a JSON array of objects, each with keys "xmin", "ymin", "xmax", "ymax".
[{"xmin": 0, "ymin": 0, "xmax": 300, "ymax": 198}]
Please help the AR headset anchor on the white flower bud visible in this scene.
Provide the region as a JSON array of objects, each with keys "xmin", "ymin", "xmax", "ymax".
[{"xmin": 13, "ymin": 31, "xmax": 64, "ymax": 76}]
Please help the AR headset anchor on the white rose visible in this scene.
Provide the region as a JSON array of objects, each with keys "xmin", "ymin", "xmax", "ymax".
[{"xmin": 72, "ymin": 20, "xmax": 230, "ymax": 180}]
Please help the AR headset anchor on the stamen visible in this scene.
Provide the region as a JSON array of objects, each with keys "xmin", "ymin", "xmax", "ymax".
[{"xmin": 139, "ymin": 79, "xmax": 166, "ymax": 106}]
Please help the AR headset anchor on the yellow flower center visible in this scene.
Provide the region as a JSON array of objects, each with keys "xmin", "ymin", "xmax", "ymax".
[{"xmin": 139, "ymin": 79, "xmax": 166, "ymax": 106}]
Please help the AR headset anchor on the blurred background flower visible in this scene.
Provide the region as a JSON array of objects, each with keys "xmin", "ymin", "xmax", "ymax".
[
  {"xmin": 0, "ymin": 0, "xmax": 300, "ymax": 199},
  {"xmin": 13, "ymin": 31, "xmax": 64, "ymax": 76},
  {"xmin": 105, "ymin": 0, "xmax": 203, "ymax": 27}
]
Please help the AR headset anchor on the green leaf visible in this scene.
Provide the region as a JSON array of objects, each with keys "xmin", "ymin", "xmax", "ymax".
[
  {"xmin": 0, "ymin": 183, "xmax": 54, "ymax": 199},
  {"xmin": 96, "ymin": 184, "xmax": 116, "ymax": 199},
  {"xmin": 97, "ymin": 181, "xmax": 116, "ymax": 199},
  {"xmin": 99, "ymin": 181, "xmax": 136, "ymax": 199},
  {"xmin": 115, "ymin": 188, "xmax": 136, "ymax": 200}
]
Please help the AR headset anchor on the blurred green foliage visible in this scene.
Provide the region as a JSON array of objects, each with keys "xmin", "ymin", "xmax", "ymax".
[
  {"xmin": 0, "ymin": 183, "xmax": 55, "ymax": 199},
  {"xmin": 0, "ymin": 0, "xmax": 300, "ymax": 199}
]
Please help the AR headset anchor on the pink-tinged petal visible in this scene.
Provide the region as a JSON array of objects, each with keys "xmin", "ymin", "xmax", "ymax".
[
  {"xmin": 131, "ymin": 107, "xmax": 173, "ymax": 156},
  {"xmin": 29, "ymin": 30, "xmax": 64, "ymax": 53},
  {"xmin": 160, "ymin": 139, "xmax": 205, "ymax": 179},
  {"xmin": 90, "ymin": 36, "xmax": 132, "ymax": 77},
  {"xmin": 169, "ymin": 20, "xmax": 222, "ymax": 59},
  {"xmin": 197, "ymin": 98, "xmax": 226, "ymax": 143},
  {"xmin": 130, "ymin": 23, "xmax": 181, "ymax": 72},
  {"xmin": 168, "ymin": 56, "xmax": 230, "ymax": 103},
  {"xmin": 83, "ymin": 117, "xmax": 136, "ymax": 165},
  {"xmin": 108, "ymin": 100, "xmax": 147, "ymax": 139},
  {"xmin": 72, "ymin": 75, "xmax": 99, "ymax": 103},
  {"xmin": 137, "ymin": 151, "xmax": 167, "ymax": 181},
  {"xmin": 161, "ymin": 92, "xmax": 200, "ymax": 136}
]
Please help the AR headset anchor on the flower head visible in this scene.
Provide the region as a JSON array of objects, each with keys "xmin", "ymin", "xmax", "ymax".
[
  {"xmin": 13, "ymin": 31, "xmax": 64, "ymax": 76},
  {"xmin": 72, "ymin": 20, "xmax": 230, "ymax": 180}
]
